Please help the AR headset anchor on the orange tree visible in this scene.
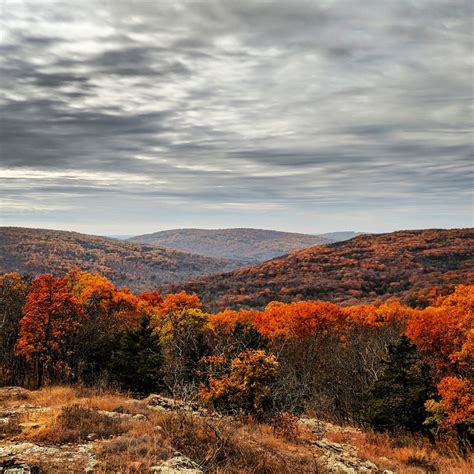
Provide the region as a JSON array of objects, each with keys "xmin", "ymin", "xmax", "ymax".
[{"xmin": 16, "ymin": 274, "xmax": 83, "ymax": 387}]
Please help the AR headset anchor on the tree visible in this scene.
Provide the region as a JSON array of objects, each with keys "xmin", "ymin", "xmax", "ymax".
[
  {"xmin": 68, "ymin": 270, "xmax": 145, "ymax": 383},
  {"xmin": 157, "ymin": 291, "xmax": 201, "ymax": 316},
  {"xmin": 109, "ymin": 317, "xmax": 163, "ymax": 396},
  {"xmin": 16, "ymin": 274, "xmax": 83, "ymax": 388},
  {"xmin": 406, "ymin": 285, "xmax": 473, "ymax": 375},
  {"xmin": 364, "ymin": 336, "xmax": 434, "ymax": 433},
  {"xmin": 0, "ymin": 273, "xmax": 29, "ymax": 385},
  {"xmin": 425, "ymin": 376, "xmax": 474, "ymax": 452},
  {"xmin": 156, "ymin": 307, "xmax": 210, "ymax": 395},
  {"xmin": 200, "ymin": 349, "xmax": 279, "ymax": 419}
]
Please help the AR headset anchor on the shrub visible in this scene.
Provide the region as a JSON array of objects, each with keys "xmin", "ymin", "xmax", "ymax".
[
  {"xmin": 200, "ymin": 349, "xmax": 279, "ymax": 418},
  {"xmin": 271, "ymin": 411, "xmax": 300, "ymax": 440}
]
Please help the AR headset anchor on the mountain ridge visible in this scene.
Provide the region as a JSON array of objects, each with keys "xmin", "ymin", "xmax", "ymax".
[
  {"xmin": 129, "ymin": 227, "xmax": 336, "ymax": 262},
  {"xmin": 163, "ymin": 228, "xmax": 474, "ymax": 310},
  {"xmin": 0, "ymin": 226, "xmax": 245, "ymax": 291}
]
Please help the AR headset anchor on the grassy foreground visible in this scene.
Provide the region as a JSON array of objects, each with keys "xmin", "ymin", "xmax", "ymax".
[{"xmin": 0, "ymin": 386, "xmax": 472, "ymax": 473}]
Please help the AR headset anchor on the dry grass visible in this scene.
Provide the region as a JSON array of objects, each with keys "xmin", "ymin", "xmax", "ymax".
[
  {"xmin": 155, "ymin": 411, "xmax": 325, "ymax": 473},
  {"xmin": 25, "ymin": 385, "xmax": 78, "ymax": 407},
  {"xmin": 98, "ymin": 409, "xmax": 325, "ymax": 472},
  {"xmin": 98, "ymin": 417, "xmax": 171, "ymax": 471},
  {"xmin": 2, "ymin": 386, "xmax": 327, "ymax": 472},
  {"xmin": 351, "ymin": 430, "xmax": 474, "ymax": 474},
  {"xmin": 19, "ymin": 404, "xmax": 126, "ymax": 443},
  {"xmin": 2, "ymin": 385, "xmax": 471, "ymax": 473},
  {"xmin": 325, "ymin": 429, "xmax": 348, "ymax": 444}
]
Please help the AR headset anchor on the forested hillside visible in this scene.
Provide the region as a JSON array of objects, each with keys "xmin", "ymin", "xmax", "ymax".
[
  {"xmin": 167, "ymin": 228, "xmax": 474, "ymax": 310},
  {"xmin": 0, "ymin": 227, "xmax": 243, "ymax": 290},
  {"xmin": 129, "ymin": 228, "xmax": 333, "ymax": 262}
]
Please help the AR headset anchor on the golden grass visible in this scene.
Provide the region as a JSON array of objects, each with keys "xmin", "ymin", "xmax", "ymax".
[
  {"xmin": 154, "ymin": 411, "xmax": 325, "ymax": 473},
  {"xmin": 325, "ymin": 429, "xmax": 347, "ymax": 444},
  {"xmin": 19, "ymin": 404, "xmax": 126, "ymax": 444},
  {"xmin": 2, "ymin": 385, "xmax": 471, "ymax": 473},
  {"xmin": 2, "ymin": 386, "xmax": 326, "ymax": 472},
  {"xmin": 25, "ymin": 385, "xmax": 77, "ymax": 407},
  {"xmin": 351, "ymin": 430, "xmax": 474, "ymax": 474}
]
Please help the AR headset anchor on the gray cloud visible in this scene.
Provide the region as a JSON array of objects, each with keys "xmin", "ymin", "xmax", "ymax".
[{"xmin": 0, "ymin": 0, "xmax": 472, "ymax": 234}]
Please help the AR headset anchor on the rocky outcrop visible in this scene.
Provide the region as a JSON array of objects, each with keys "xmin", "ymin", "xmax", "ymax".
[
  {"xmin": 151, "ymin": 455, "xmax": 203, "ymax": 473},
  {"xmin": 145, "ymin": 394, "xmax": 205, "ymax": 415},
  {"xmin": 0, "ymin": 442, "xmax": 98, "ymax": 473},
  {"xmin": 0, "ymin": 388, "xmax": 31, "ymax": 403},
  {"xmin": 300, "ymin": 418, "xmax": 393, "ymax": 474}
]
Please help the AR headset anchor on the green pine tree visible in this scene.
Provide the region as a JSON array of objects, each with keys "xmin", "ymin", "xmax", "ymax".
[
  {"xmin": 109, "ymin": 317, "xmax": 163, "ymax": 396},
  {"xmin": 364, "ymin": 336, "xmax": 434, "ymax": 433}
]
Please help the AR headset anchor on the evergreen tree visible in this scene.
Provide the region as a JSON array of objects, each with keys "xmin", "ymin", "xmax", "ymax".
[
  {"xmin": 232, "ymin": 321, "xmax": 268, "ymax": 352},
  {"xmin": 364, "ymin": 336, "xmax": 434, "ymax": 433},
  {"xmin": 109, "ymin": 317, "xmax": 163, "ymax": 396}
]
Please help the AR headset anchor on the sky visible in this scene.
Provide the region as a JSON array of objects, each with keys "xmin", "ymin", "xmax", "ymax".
[{"xmin": 0, "ymin": 0, "xmax": 473, "ymax": 235}]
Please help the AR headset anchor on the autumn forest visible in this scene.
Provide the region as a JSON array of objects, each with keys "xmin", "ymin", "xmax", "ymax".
[{"xmin": 1, "ymin": 261, "xmax": 472, "ymax": 451}]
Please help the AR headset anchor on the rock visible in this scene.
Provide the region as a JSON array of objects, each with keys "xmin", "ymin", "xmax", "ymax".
[
  {"xmin": 97, "ymin": 410, "xmax": 134, "ymax": 420},
  {"xmin": 0, "ymin": 387, "xmax": 31, "ymax": 403},
  {"xmin": 151, "ymin": 455, "xmax": 202, "ymax": 473},
  {"xmin": 300, "ymin": 417, "xmax": 361, "ymax": 438},
  {"xmin": 146, "ymin": 395, "xmax": 201, "ymax": 414},
  {"xmin": 0, "ymin": 441, "xmax": 96, "ymax": 472},
  {"xmin": 0, "ymin": 461, "xmax": 39, "ymax": 474},
  {"xmin": 313, "ymin": 437, "xmax": 383, "ymax": 473},
  {"xmin": 315, "ymin": 440, "xmax": 345, "ymax": 452}
]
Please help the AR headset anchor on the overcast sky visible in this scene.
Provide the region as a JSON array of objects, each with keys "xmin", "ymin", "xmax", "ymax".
[{"xmin": 0, "ymin": 0, "xmax": 472, "ymax": 235}]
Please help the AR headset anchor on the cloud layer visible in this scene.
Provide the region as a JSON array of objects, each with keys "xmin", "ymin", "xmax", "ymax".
[{"xmin": 1, "ymin": 0, "xmax": 472, "ymax": 233}]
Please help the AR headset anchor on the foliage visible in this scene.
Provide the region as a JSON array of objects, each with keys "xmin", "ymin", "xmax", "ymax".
[
  {"xmin": 425, "ymin": 376, "xmax": 474, "ymax": 451},
  {"xmin": 200, "ymin": 349, "xmax": 279, "ymax": 418},
  {"xmin": 16, "ymin": 274, "xmax": 84, "ymax": 387},
  {"xmin": 406, "ymin": 284, "xmax": 474, "ymax": 375},
  {"xmin": 155, "ymin": 304, "xmax": 210, "ymax": 392},
  {"xmin": 0, "ymin": 273, "xmax": 29, "ymax": 384}
]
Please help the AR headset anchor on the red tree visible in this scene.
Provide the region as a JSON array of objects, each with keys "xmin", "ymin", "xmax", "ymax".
[{"xmin": 17, "ymin": 274, "xmax": 83, "ymax": 388}]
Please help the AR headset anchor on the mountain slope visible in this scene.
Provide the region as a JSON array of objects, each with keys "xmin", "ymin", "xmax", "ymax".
[
  {"xmin": 315, "ymin": 231, "xmax": 362, "ymax": 241},
  {"xmin": 129, "ymin": 228, "xmax": 333, "ymax": 262},
  {"xmin": 165, "ymin": 228, "xmax": 474, "ymax": 310},
  {"xmin": 0, "ymin": 227, "xmax": 243, "ymax": 290}
]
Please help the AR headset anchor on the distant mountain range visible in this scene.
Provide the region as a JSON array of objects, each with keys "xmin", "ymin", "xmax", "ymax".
[
  {"xmin": 3, "ymin": 227, "xmax": 471, "ymax": 309},
  {"xmin": 0, "ymin": 227, "xmax": 243, "ymax": 290},
  {"xmin": 312, "ymin": 231, "xmax": 363, "ymax": 241},
  {"xmin": 166, "ymin": 228, "xmax": 474, "ymax": 310},
  {"xmin": 128, "ymin": 228, "xmax": 349, "ymax": 262}
]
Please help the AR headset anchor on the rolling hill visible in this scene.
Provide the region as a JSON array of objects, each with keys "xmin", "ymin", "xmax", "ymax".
[
  {"xmin": 314, "ymin": 231, "xmax": 362, "ymax": 241},
  {"xmin": 165, "ymin": 228, "xmax": 474, "ymax": 310},
  {"xmin": 129, "ymin": 228, "xmax": 334, "ymax": 262},
  {"xmin": 0, "ymin": 227, "xmax": 244, "ymax": 290}
]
